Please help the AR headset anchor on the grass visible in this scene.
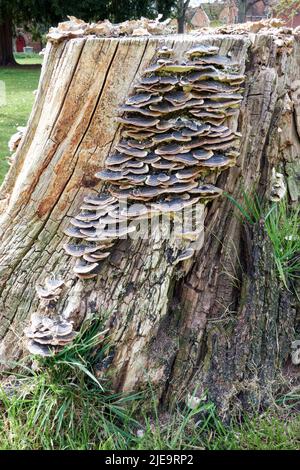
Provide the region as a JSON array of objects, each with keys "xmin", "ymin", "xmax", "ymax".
[
  {"xmin": 208, "ymin": 413, "xmax": 300, "ymax": 450},
  {"xmin": 1, "ymin": 318, "xmax": 300, "ymax": 450},
  {"xmin": 0, "ymin": 319, "xmax": 142, "ymax": 450},
  {"xmin": 266, "ymin": 201, "xmax": 300, "ymax": 290},
  {"xmin": 14, "ymin": 52, "xmax": 44, "ymax": 66},
  {"xmin": 0, "ymin": 60, "xmax": 41, "ymax": 183},
  {"xmin": 226, "ymin": 189, "xmax": 300, "ymax": 293}
]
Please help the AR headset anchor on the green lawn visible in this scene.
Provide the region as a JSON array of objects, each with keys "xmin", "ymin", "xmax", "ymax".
[
  {"xmin": 0, "ymin": 60, "xmax": 41, "ymax": 183},
  {"xmin": 14, "ymin": 52, "xmax": 44, "ymax": 65},
  {"xmin": 0, "ymin": 316, "xmax": 300, "ymax": 450}
]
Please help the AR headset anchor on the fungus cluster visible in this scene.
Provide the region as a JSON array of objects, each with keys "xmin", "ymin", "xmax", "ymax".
[
  {"xmin": 25, "ymin": 313, "xmax": 76, "ymax": 356},
  {"xmin": 64, "ymin": 43, "xmax": 244, "ymax": 278},
  {"xmin": 24, "ymin": 278, "xmax": 76, "ymax": 356},
  {"xmin": 291, "ymin": 341, "xmax": 300, "ymax": 366},
  {"xmin": 270, "ymin": 168, "xmax": 286, "ymax": 202}
]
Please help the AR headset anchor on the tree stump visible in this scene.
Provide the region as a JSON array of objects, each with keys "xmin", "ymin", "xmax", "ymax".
[{"xmin": 0, "ymin": 26, "xmax": 299, "ymax": 418}]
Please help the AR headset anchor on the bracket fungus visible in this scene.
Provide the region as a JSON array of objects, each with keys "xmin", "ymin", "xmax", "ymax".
[
  {"xmin": 174, "ymin": 248, "xmax": 195, "ymax": 264},
  {"xmin": 36, "ymin": 277, "xmax": 65, "ymax": 303},
  {"xmin": 23, "ymin": 278, "xmax": 77, "ymax": 357},
  {"xmin": 25, "ymin": 313, "xmax": 76, "ymax": 357},
  {"xmin": 270, "ymin": 168, "xmax": 287, "ymax": 202},
  {"xmin": 64, "ymin": 41, "xmax": 244, "ymax": 278},
  {"xmin": 291, "ymin": 341, "xmax": 300, "ymax": 366}
]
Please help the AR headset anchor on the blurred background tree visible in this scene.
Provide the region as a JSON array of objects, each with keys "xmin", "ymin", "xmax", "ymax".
[
  {"xmin": 0, "ymin": 0, "xmax": 177, "ymax": 66},
  {"xmin": 273, "ymin": 0, "xmax": 300, "ymax": 25}
]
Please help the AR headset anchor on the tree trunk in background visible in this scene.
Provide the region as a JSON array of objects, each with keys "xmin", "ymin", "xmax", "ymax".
[
  {"xmin": 0, "ymin": 31, "xmax": 299, "ymax": 418},
  {"xmin": 177, "ymin": 0, "xmax": 190, "ymax": 33},
  {"xmin": 177, "ymin": 16, "xmax": 185, "ymax": 34},
  {"xmin": 238, "ymin": 0, "xmax": 247, "ymax": 23},
  {"xmin": 0, "ymin": 18, "xmax": 16, "ymax": 66}
]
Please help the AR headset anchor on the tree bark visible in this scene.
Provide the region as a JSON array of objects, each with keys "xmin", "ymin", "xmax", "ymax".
[
  {"xmin": 0, "ymin": 31, "xmax": 299, "ymax": 418},
  {"xmin": 0, "ymin": 17, "xmax": 17, "ymax": 66}
]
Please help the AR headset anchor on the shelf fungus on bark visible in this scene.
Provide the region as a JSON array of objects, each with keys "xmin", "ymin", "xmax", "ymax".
[
  {"xmin": 36, "ymin": 278, "xmax": 65, "ymax": 303},
  {"xmin": 291, "ymin": 341, "xmax": 300, "ymax": 365},
  {"xmin": 23, "ymin": 278, "xmax": 77, "ymax": 356},
  {"xmin": 24, "ymin": 313, "xmax": 76, "ymax": 357},
  {"xmin": 173, "ymin": 247, "xmax": 195, "ymax": 264},
  {"xmin": 64, "ymin": 41, "xmax": 245, "ymax": 278},
  {"xmin": 270, "ymin": 168, "xmax": 287, "ymax": 202}
]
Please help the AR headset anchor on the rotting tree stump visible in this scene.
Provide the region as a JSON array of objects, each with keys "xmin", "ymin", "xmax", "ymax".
[{"xmin": 0, "ymin": 27, "xmax": 300, "ymax": 418}]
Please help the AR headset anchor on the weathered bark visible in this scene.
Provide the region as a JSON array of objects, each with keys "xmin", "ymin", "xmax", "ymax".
[
  {"xmin": 0, "ymin": 17, "xmax": 16, "ymax": 66},
  {"xmin": 0, "ymin": 31, "xmax": 299, "ymax": 417}
]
